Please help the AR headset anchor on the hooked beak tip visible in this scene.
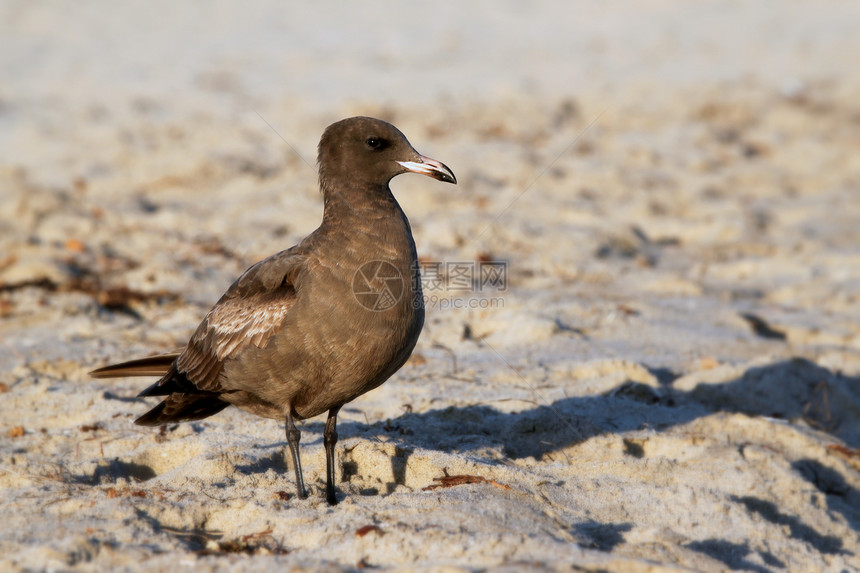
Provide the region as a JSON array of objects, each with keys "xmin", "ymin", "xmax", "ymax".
[{"xmin": 397, "ymin": 156, "xmax": 457, "ymax": 185}]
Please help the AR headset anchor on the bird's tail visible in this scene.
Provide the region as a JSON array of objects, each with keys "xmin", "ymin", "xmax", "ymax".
[
  {"xmin": 134, "ymin": 394, "xmax": 230, "ymax": 426},
  {"xmin": 90, "ymin": 352, "xmax": 181, "ymax": 378},
  {"xmin": 90, "ymin": 351, "xmax": 228, "ymax": 426}
]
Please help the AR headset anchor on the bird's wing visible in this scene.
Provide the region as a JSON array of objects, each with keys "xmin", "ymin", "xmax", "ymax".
[{"xmin": 170, "ymin": 247, "xmax": 306, "ymax": 393}]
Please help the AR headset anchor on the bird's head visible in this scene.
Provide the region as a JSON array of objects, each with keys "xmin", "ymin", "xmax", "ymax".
[{"xmin": 318, "ymin": 116, "xmax": 456, "ymax": 191}]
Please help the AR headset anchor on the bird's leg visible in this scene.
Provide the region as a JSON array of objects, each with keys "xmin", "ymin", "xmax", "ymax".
[
  {"xmin": 285, "ymin": 411, "xmax": 307, "ymax": 499},
  {"xmin": 323, "ymin": 406, "xmax": 341, "ymax": 505}
]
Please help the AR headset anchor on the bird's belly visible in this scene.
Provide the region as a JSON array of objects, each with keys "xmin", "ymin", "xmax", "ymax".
[
  {"xmin": 292, "ymin": 300, "xmax": 423, "ymax": 419},
  {"xmin": 223, "ymin": 288, "xmax": 423, "ymax": 421}
]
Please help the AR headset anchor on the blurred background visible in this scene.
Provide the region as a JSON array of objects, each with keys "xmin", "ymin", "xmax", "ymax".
[
  {"xmin": 3, "ymin": 1, "xmax": 858, "ymax": 176},
  {"xmin": 3, "ymin": 0, "xmax": 860, "ymax": 370}
]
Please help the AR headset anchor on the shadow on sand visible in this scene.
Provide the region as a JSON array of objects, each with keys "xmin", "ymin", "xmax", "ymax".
[{"xmin": 322, "ymin": 356, "xmax": 860, "ymax": 552}]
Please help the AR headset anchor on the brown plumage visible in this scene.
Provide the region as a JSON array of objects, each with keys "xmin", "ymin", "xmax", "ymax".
[{"xmin": 91, "ymin": 117, "xmax": 456, "ymax": 504}]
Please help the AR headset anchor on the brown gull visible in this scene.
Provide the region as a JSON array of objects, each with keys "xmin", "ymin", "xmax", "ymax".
[{"xmin": 91, "ymin": 116, "xmax": 456, "ymax": 504}]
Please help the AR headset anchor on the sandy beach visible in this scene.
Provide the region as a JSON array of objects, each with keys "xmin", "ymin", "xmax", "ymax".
[{"xmin": 2, "ymin": 1, "xmax": 860, "ymax": 570}]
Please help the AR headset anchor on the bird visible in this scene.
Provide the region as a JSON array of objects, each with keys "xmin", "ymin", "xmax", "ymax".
[{"xmin": 91, "ymin": 116, "xmax": 456, "ymax": 505}]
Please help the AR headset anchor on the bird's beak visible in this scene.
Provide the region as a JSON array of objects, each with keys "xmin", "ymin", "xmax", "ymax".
[{"xmin": 397, "ymin": 155, "xmax": 457, "ymax": 184}]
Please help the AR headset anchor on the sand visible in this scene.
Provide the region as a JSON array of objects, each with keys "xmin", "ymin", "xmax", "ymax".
[{"xmin": 1, "ymin": 1, "xmax": 860, "ymax": 571}]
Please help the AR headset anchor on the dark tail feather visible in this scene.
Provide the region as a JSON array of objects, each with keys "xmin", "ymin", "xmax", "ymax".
[
  {"xmin": 135, "ymin": 394, "xmax": 229, "ymax": 426},
  {"xmin": 90, "ymin": 353, "xmax": 181, "ymax": 378},
  {"xmin": 94, "ymin": 352, "xmax": 229, "ymax": 426}
]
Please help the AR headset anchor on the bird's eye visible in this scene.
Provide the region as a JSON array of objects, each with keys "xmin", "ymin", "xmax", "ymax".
[{"xmin": 366, "ymin": 137, "xmax": 385, "ymax": 150}]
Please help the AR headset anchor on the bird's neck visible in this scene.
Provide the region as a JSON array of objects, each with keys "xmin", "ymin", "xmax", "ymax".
[
  {"xmin": 321, "ymin": 182, "xmax": 402, "ymax": 225},
  {"xmin": 316, "ymin": 182, "xmax": 416, "ymax": 262}
]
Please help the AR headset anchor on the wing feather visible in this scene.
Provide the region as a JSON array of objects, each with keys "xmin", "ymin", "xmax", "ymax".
[{"xmin": 165, "ymin": 248, "xmax": 305, "ymax": 393}]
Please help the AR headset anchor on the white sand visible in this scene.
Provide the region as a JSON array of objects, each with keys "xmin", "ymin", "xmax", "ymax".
[{"xmin": 2, "ymin": 1, "xmax": 860, "ymax": 570}]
